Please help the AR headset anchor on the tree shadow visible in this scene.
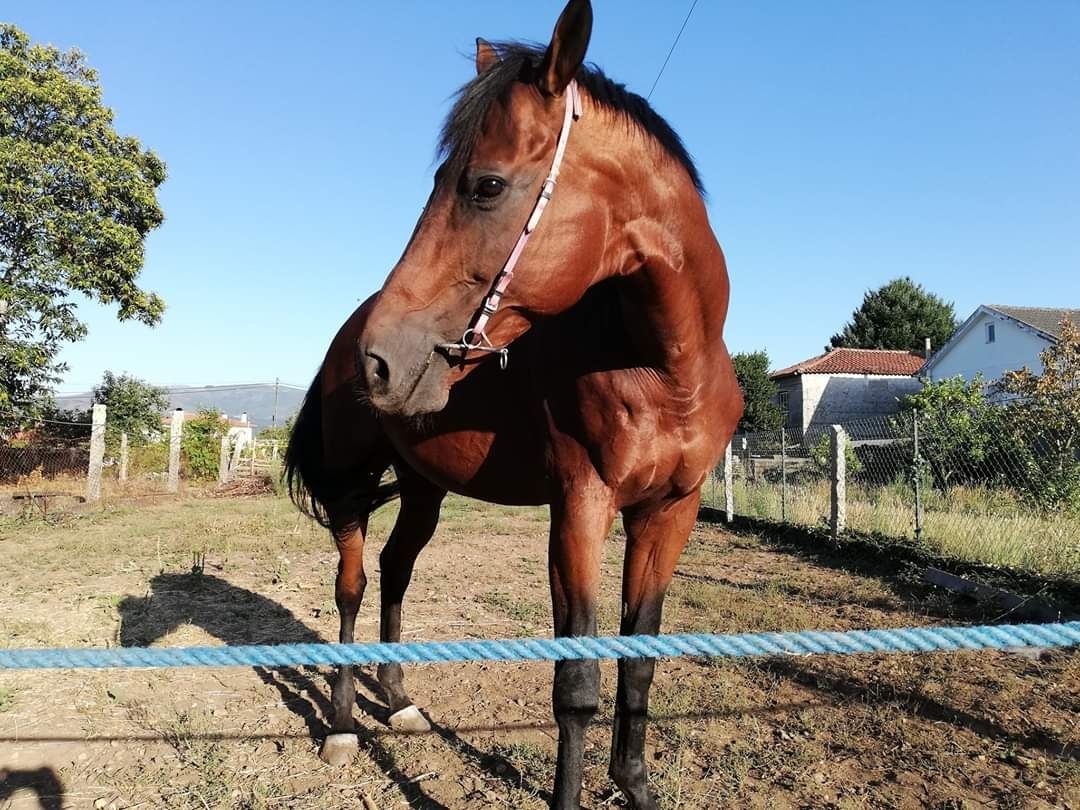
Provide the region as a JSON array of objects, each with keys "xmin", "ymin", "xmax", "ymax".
[
  {"xmin": 0, "ymin": 767, "xmax": 64, "ymax": 810},
  {"xmin": 759, "ymin": 655, "xmax": 1079, "ymax": 762},
  {"xmin": 118, "ymin": 572, "xmax": 551, "ymax": 808}
]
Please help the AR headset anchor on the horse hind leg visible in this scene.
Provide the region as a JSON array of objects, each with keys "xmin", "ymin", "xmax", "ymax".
[{"xmin": 376, "ymin": 472, "xmax": 445, "ymax": 732}]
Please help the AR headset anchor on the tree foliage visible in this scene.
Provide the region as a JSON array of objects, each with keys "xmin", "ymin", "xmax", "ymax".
[
  {"xmin": 997, "ymin": 317, "xmax": 1080, "ymax": 511},
  {"xmin": 91, "ymin": 371, "xmax": 168, "ymax": 449},
  {"xmin": 829, "ymin": 277, "xmax": 957, "ymax": 354},
  {"xmin": 0, "ymin": 24, "xmax": 166, "ymax": 429},
  {"xmin": 257, "ymin": 416, "xmax": 294, "ymax": 447},
  {"xmin": 898, "ymin": 318, "xmax": 1080, "ymax": 512},
  {"xmin": 732, "ymin": 351, "xmax": 783, "ymax": 432},
  {"xmin": 181, "ymin": 409, "xmax": 228, "ymax": 480},
  {"xmin": 900, "ymin": 374, "xmax": 996, "ymax": 488}
]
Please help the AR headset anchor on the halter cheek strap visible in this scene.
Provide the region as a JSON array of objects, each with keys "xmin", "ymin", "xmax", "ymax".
[{"xmin": 437, "ymin": 80, "xmax": 583, "ymax": 370}]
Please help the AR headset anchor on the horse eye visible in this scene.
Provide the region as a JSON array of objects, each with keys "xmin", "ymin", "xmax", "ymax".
[{"xmin": 472, "ymin": 176, "xmax": 506, "ymax": 201}]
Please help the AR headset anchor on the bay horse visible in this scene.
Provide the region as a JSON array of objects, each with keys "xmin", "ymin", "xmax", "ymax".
[{"xmin": 285, "ymin": 1, "xmax": 743, "ymax": 806}]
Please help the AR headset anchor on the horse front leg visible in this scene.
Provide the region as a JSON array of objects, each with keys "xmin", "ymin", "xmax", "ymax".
[
  {"xmin": 376, "ymin": 476, "xmax": 445, "ymax": 732},
  {"xmin": 608, "ymin": 491, "xmax": 699, "ymax": 809},
  {"xmin": 320, "ymin": 515, "xmax": 369, "ymax": 765},
  {"xmin": 549, "ymin": 487, "xmax": 616, "ymax": 810}
]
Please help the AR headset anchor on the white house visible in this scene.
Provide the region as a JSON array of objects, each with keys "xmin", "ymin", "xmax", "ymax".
[
  {"xmin": 922, "ymin": 305, "xmax": 1078, "ymax": 385},
  {"xmin": 771, "ymin": 348, "xmax": 925, "ymax": 433}
]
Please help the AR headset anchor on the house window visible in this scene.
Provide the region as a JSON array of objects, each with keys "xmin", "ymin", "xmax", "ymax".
[
  {"xmin": 986, "ymin": 323, "xmax": 996, "ymax": 344},
  {"xmin": 778, "ymin": 391, "xmax": 789, "ymax": 417}
]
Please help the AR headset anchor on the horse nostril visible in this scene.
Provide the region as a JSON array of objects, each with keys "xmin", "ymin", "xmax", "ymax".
[{"xmin": 365, "ymin": 350, "xmax": 391, "ymax": 388}]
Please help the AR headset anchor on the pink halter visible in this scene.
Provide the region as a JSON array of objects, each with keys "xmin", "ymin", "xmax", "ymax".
[{"xmin": 437, "ymin": 80, "xmax": 583, "ymax": 370}]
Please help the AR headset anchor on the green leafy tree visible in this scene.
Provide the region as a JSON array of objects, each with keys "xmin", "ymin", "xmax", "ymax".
[
  {"xmin": 0, "ymin": 24, "xmax": 166, "ymax": 432},
  {"xmin": 900, "ymin": 374, "xmax": 996, "ymax": 488},
  {"xmin": 257, "ymin": 416, "xmax": 294, "ymax": 447},
  {"xmin": 997, "ymin": 317, "xmax": 1080, "ymax": 512},
  {"xmin": 27, "ymin": 405, "xmax": 89, "ymax": 447},
  {"xmin": 732, "ymin": 351, "xmax": 783, "ymax": 432},
  {"xmin": 91, "ymin": 371, "xmax": 168, "ymax": 449},
  {"xmin": 829, "ymin": 277, "xmax": 957, "ymax": 354},
  {"xmin": 809, "ymin": 431, "xmax": 862, "ymax": 477},
  {"xmin": 181, "ymin": 409, "xmax": 229, "ymax": 480}
]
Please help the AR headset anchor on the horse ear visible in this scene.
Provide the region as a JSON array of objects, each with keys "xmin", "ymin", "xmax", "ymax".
[
  {"xmin": 537, "ymin": 0, "xmax": 592, "ymax": 96},
  {"xmin": 475, "ymin": 38, "xmax": 500, "ymax": 75}
]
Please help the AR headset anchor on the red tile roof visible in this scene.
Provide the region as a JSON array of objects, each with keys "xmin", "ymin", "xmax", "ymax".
[{"xmin": 771, "ymin": 348, "xmax": 925, "ymax": 378}]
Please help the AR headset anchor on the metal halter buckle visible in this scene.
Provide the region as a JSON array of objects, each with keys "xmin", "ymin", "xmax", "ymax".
[{"xmin": 436, "ymin": 329, "xmax": 509, "ymax": 370}]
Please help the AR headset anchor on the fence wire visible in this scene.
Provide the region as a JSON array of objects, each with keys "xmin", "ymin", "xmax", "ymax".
[
  {"xmin": 0, "ymin": 418, "xmax": 92, "ymax": 484},
  {"xmin": 713, "ymin": 409, "xmax": 1080, "ymax": 576}
]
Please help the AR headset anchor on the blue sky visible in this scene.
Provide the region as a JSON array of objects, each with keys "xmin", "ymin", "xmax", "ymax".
[{"xmin": 5, "ymin": 1, "xmax": 1078, "ymax": 392}]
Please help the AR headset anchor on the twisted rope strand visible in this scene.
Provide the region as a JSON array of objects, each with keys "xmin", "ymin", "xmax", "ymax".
[{"xmin": 0, "ymin": 622, "xmax": 1077, "ymax": 670}]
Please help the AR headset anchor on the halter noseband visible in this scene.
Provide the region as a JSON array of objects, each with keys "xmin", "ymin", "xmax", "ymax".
[{"xmin": 436, "ymin": 80, "xmax": 583, "ymax": 371}]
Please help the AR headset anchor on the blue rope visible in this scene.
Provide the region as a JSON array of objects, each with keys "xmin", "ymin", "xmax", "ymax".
[{"xmin": 0, "ymin": 622, "xmax": 1077, "ymax": 670}]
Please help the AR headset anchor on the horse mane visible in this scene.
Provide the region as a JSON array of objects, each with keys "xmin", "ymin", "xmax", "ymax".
[{"xmin": 438, "ymin": 41, "xmax": 704, "ymax": 195}]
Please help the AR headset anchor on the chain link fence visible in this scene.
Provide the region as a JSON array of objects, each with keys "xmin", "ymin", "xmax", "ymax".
[
  {"xmin": 2, "ymin": 408, "xmax": 257, "ymax": 507},
  {"xmin": 0, "ymin": 418, "xmax": 92, "ymax": 485},
  {"xmin": 706, "ymin": 409, "xmax": 1080, "ymax": 576}
]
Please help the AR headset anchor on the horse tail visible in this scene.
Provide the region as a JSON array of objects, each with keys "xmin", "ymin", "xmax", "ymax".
[{"xmin": 285, "ymin": 369, "xmax": 399, "ymax": 529}]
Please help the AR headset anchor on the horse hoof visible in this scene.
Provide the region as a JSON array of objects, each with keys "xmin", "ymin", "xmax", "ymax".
[
  {"xmin": 388, "ymin": 704, "xmax": 431, "ymax": 733},
  {"xmin": 320, "ymin": 733, "xmax": 358, "ymax": 766}
]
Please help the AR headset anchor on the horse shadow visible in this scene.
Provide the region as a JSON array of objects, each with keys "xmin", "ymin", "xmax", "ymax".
[
  {"xmin": 0, "ymin": 767, "xmax": 64, "ymax": 810},
  {"xmin": 118, "ymin": 572, "xmax": 550, "ymax": 807}
]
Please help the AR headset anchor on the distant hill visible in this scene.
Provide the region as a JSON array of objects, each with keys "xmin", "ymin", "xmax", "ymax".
[{"xmin": 55, "ymin": 383, "xmax": 308, "ymax": 434}]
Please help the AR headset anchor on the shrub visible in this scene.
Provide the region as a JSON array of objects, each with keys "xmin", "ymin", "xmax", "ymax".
[{"xmin": 180, "ymin": 410, "xmax": 229, "ymax": 480}]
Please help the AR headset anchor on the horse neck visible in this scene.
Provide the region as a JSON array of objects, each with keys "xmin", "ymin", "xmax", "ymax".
[{"xmin": 582, "ymin": 127, "xmax": 729, "ymax": 384}]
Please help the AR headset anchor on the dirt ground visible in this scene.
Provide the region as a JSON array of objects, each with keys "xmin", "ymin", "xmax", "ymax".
[{"xmin": 0, "ymin": 494, "xmax": 1077, "ymax": 809}]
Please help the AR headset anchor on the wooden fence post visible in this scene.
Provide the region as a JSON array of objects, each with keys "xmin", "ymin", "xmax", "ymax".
[
  {"xmin": 86, "ymin": 404, "xmax": 106, "ymax": 502},
  {"xmin": 723, "ymin": 441, "xmax": 734, "ymax": 523},
  {"xmin": 119, "ymin": 432, "xmax": 129, "ymax": 483},
  {"xmin": 218, "ymin": 435, "xmax": 231, "ymax": 484},
  {"xmin": 167, "ymin": 409, "xmax": 184, "ymax": 493},
  {"xmin": 830, "ymin": 425, "xmax": 846, "ymax": 539}
]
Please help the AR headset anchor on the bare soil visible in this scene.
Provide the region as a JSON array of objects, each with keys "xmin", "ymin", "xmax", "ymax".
[{"xmin": 0, "ymin": 495, "xmax": 1077, "ymax": 809}]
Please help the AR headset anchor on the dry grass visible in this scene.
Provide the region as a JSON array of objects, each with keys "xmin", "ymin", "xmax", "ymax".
[{"xmin": 702, "ymin": 477, "xmax": 1080, "ymax": 576}]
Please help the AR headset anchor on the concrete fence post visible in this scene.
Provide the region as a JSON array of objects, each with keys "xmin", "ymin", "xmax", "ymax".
[
  {"xmin": 218, "ymin": 435, "xmax": 231, "ymax": 484},
  {"xmin": 229, "ymin": 435, "xmax": 245, "ymax": 477},
  {"xmin": 167, "ymin": 409, "xmax": 184, "ymax": 493},
  {"xmin": 723, "ymin": 442, "xmax": 735, "ymax": 523},
  {"xmin": 830, "ymin": 425, "xmax": 846, "ymax": 539},
  {"xmin": 250, "ymin": 439, "xmax": 257, "ymax": 477},
  {"xmin": 119, "ymin": 432, "xmax": 129, "ymax": 483},
  {"xmin": 780, "ymin": 428, "xmax": 788, "ymax": 523},
  {"xmin": 86, "ymin": 404, "xmax": 107, "ymax": 502}
]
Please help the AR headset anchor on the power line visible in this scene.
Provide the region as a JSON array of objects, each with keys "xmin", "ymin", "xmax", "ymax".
[
  {"xmin": 52, "ymin": 382, "xmax": 307, "ymax": 397},
  {"xmin": 647, "ymin": 0, "xmax": 699, "ymax": 101}
]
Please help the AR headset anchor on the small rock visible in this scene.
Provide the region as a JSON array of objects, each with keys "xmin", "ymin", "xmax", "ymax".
[
  {"xmin": 814, "ymin": 773, "xmax": 826, "ymax": 784},
  {"xmin": 93, "ymin": 799, "xmax": 107, "ymax": 809}
]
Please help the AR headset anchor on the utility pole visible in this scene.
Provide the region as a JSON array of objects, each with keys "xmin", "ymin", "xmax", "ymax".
[{"xmin": 272, "ymin": 377, "xmax": 280, "ymax": 428}]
